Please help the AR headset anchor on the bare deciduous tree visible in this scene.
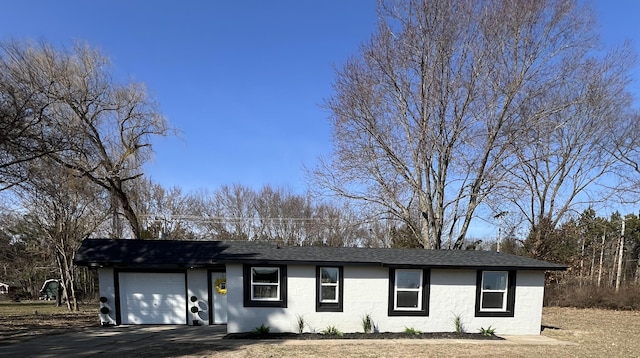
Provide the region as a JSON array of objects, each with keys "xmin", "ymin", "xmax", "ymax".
[
  {"xmin": 14, "ymin": 160, "xmax": 109, "ymax": 310},
  {"xmin": 0, "ymin": 40, "xmax": 170, "ymax": 239},
  {"xmin": 253, "ymin": 185, "xmax": 312, "ymax": 245},
  {"xmin": 500, "ymin": 51, "xmax": 636, "ymax": 256},
  {"xmin": 184, "ymin": 184, "xmax": 376, "ymax": 246},
  {"xmin": 186, "ymin": 185, "xmax": 255, "ymax": 241},
  {"xmin": 608, "ymin": 111, "xmax": 640, "ymax": 198},
  {"xmin": 313, "ymin": 0, "xmax": 636, "ymax": 249},
  {"xmin": 0, "ymin": 49, "xmax": 69, "ymax": 190},
  {"xmin": 136, "ymin": 179, "xmax": 196, "ymax": 240}
]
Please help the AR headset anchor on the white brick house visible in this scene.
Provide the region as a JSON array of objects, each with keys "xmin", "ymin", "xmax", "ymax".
[{"xmin": 75, "ymin": 239, "xmax": 565, "ymax": 335}]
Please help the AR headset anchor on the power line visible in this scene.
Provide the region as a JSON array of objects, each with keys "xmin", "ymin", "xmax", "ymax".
[{"xmin": 138, "ymin": 214, "xmax": 353, "ymax": 223}]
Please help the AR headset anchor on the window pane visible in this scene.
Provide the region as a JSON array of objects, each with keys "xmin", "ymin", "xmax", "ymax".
[
  {"xmin": 397, "ymin": 291, "xmax": 419, "ymax": 308},
  {"xmin": 483, "ymin": 271, "xmax": 507, "ymax": 290},
  {"xmin": 253, "ymin": 285, "xmax": 278, "ymax": 299},
  {"xmin": 482, "ymin": 292, "xmax": 504, "ymax": 309},
  {"xmin": 253, "ymin": 268, "xmax": 279, "ymax": 283},
  {"xmin": 396, "ymin": 271, "xmax": 421, "ymax": 289},
  {"xmin": 321, "ymin": 286, "xmax": 337, "ymax": 301},
  {"xmin": 321, "ymin": 267, "xmax": 338, "ymax": 283}
]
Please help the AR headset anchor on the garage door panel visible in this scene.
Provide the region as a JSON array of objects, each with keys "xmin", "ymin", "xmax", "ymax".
[{"xmin": 119, "ymin": 272, "xmax": 186, "ymax": 324}]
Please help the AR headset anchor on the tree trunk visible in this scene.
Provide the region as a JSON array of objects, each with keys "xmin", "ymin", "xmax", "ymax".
[
  {"xmin": 580, "ymin": 238, "xmax": 585, "ymax": 286},
  {"xmin": 56, "ymin": 245, "xmax": 79, "ymax": 311},
  {"xmin": 610, "ymin": 235, "xmax": 618, "ymax": 287},
  {"xmin": 615, "ymin": 220, "xmax": 625, "ymax": 292},
  {"xmin": 55, "ymin": 282, "xmax": 62, "ymax": 307},
  {"xmin": 590, "ymin": 246, "xmax": 596, "ymax": 284},
  {"xmin": 597, "ymin": 233, "xmax": 605, "ymax": 287}
]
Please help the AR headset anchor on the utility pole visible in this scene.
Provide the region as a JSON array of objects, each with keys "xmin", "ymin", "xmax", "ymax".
[{"xmin": 494, "ymin": 211, "xmax": 508, "ymax": 252}]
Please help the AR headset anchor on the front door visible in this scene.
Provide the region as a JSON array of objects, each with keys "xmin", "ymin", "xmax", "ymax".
[{"xmin": 211, "ymin": 271, "xmax": 228, "ymax": 324}]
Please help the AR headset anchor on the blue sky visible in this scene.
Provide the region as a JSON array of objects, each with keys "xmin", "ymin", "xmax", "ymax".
[{"xmin": 1, "ymin": 1, "xmax": 638, "ymax": 195}]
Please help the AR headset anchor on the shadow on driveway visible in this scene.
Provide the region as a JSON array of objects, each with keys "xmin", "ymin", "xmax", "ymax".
[{"xmin": 0, "ymin": 325, "xmax": 241, "ymax": 358}]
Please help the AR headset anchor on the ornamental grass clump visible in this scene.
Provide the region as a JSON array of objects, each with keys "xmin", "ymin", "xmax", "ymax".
[
  {"xmin": 453, "ymin": 313, "xmax": 465, "ymax": 333},
  {"xmin": 252, "ymin": 323, "xmax": 270, "ymax": 335},
  {"xmin": 322, "ymin": 325, "xmax": 343, "ymax": 336},
  {"xmin": 361, "ymin": 313, "xmax": 373, "ymax": 333},
  {"xmin": 479, "ymin": 326, "xmax": 496, "ymax": 336},
  {"xmin": 404, "ymin": 327, "xmax": 422, "ymax": 335},
  {"xmin": 296, "ymin": 315, "xmax": 305, "ymax": 334}
]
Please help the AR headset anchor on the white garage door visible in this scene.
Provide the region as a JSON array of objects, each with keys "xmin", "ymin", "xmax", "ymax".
[{"xmin": 119, "ymin": 272, "xmax": 187, "ymax": 324}]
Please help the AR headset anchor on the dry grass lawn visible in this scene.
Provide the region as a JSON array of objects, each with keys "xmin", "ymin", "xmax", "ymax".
[
  {"xmin": 0, "ymin": 301, "xmax": 97, "ymax": 345},
  {"xmin": 192, "ymin": 307, "xmax": 640, "ymax": 358},
  {"xmin": 1, "ymin": 302, "xmax": 640, "ymax": 357}
]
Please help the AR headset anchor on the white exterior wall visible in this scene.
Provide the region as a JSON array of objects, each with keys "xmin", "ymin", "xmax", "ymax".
[
  {"xmin": 225, "ymin": 264, "xmax": 546, "ymax": 335},
  {"xmin": 97, "ymin": 264, "xmax": 545, "ymax": 334},
  {"xmin": 513, "ymin": 270, "xmax": 545, "ymax": 334},
  {"xmin": 429, "ymin": 269, "xmax": 544, "ymax": 335},
  {"xmin": 187, "ymin": 269, "xmax": 210, "ymax": 325},
  {"xmin": 97, "ymin": 268, "xmax": 117, "ymax": 325}
]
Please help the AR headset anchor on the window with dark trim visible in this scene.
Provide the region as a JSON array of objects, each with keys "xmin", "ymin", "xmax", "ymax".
[
  {"xmin": 388, "ymin": 268, "xmax": 429, "ymax": 316},
  {"xmin": 243, "ymin": 265, "xmax": 287, "ymax": 308},
  {"xmin": 475, "ymin": 270, "xmax": 516, "ymax": 317},
  {"xmin": 316, "ymin": 266, "xmax": 343, "ymax": 312}
]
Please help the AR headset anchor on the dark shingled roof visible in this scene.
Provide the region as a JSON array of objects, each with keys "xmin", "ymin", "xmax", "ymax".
[{"xmin": 74, "ymin": 239, "xmax": 566, "ymax": 270}]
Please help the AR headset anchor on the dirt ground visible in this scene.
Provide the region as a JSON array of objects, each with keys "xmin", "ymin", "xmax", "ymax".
[{"xmin": 1, "ymin": 303, "xmax": 640, "ymax": 357}]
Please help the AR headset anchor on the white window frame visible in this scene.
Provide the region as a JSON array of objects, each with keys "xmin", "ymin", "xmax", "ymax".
[
  {"xmin": 480, "ymin": 271, "xmax": 508, "ymax": 312},
  {"xmin": 251, "ymin": 266, "xmax": 280, "ymax": 301},
  {"xmin": 394, "ymin": 269, "xmax": 423, "ymax": 311},
  {"xmin": 319, "ymin": 267, "xmax": 339, "ymax": 303}
]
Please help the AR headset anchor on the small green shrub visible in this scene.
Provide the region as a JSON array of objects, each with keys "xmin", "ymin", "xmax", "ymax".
[
  {"xmin": 253, "ymin": 323, "xmax": 270, "ymax": 335},
  {"xmin": 361, "ymin": 313, "xmax": 373, "ymax": 333},
  {"xmin": 479, "ymin": 326, "xmax": 496, "ymax": 336},
  {"xmin": 322, "ymin": 325, "xmax": 343, "ymax": 336},
  {"xmin": 404, "ymin": 327, "xmax": 422, "ymax": 335},
  {"xmin": 296, "ymin": 314, "xmax": 305, "ymax": 334},
  {"xmin": 453, "ymin": 313, "xmax": 465, "ymax": 333}
]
